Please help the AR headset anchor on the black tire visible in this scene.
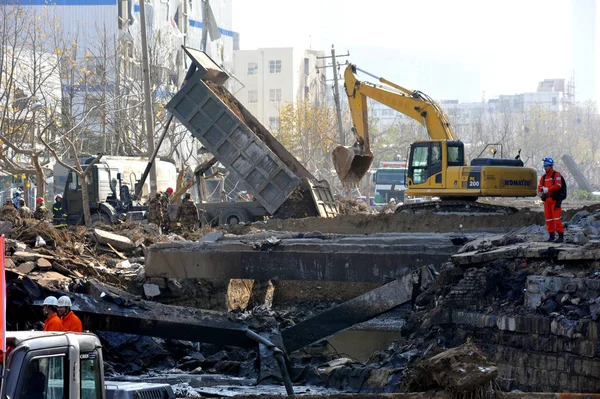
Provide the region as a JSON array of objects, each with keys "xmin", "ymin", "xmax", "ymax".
[
  {"xmin": 90, "ymin": 212, "xmax": 112, "ymax": 227},
  {"xmin": 219, "ymin": 208, "xmax": 250, "ymax": 225}
]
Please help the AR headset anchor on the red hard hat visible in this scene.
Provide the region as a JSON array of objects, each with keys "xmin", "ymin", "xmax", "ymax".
[
  {"xmin": 36, "ymin": 197, "xmax": 44, "ymax": 203},
  {"xmin": 166, "ymin": 187, "xmax": 174, "ymax": 194}
]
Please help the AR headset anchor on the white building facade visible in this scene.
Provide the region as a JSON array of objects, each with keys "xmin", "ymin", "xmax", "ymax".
[{"xmin": 232, "ymin": 48, "xmax": 326, "ymax": 131}]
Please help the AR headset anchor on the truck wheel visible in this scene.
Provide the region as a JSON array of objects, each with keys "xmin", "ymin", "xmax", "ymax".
[
  {"xmin": 90, "ymin": 212, "xmax": 112, "ymax": 226},
  {"xmin": 220, "ymin": 208, "xmax": 250, "ymax": 225}
]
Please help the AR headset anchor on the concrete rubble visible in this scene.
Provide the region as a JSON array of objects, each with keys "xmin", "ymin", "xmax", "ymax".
[{"xmin": 2, "ymin": 203, "xmax": 600, "ymax": 396}]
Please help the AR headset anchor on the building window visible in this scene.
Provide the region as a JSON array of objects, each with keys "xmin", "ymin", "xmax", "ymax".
[
  {"xmin": 269, "ymin": 89, "xmax": 282, "ymax": 103},
  {"xmin": 269, "ymin": 60, "xmax": 281, "ymax": 74},
  {"xmin": 247, "ymin": 62, "xmax": 258, "ymax": 76},
  {"xmin": 304, "ymin": 58, "xmax": 309, "ymax": 75},
  {"xmin": 269, "ymin": 117, "xmax": 279, "ymax": 132},
  {"xmin": 552, "ymin": 97, "xmax": 557, "ymax": 105},
  {"xmin": 304, "ymin": 86, "xmax": 309, "ymax": 100},
  {"xmin": 248, "ymin": 90, "xmax": 258, "ymax": 104}
]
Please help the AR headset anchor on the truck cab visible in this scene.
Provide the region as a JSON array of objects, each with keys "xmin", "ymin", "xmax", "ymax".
[
  {"xmin": 1, "ymin": 331, "xmax": 105, "ymax": 399},
  {"xmin": 374, "ymin": 161, "xmax": 408, "ymax": 204},
  {"xmin": 63, "ymin": 163, "xmax": 147, "ymax": 226}
]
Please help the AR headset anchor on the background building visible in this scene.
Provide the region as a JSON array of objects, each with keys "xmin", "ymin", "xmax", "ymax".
[
  {"xmin": 371, "ymin": 77, "xmax": 575, "ymax": 134},
  {"xmin": 232, "ymin": 47, "xmax": 326, "ymax": 131}
]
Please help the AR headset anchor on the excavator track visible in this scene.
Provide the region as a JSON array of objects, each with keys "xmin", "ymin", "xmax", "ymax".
[{"xmin": 395, "ymin": 200, "xmax": 519, "ymax": 215}]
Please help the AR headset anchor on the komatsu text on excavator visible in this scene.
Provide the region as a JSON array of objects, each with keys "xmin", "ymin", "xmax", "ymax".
[{"xmin": 332, "ymin": 64, "xmax": 537, "ymax": 212}]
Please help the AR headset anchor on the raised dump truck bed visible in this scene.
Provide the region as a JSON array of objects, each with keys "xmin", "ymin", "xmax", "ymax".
[{"xmin": 166, "ymin": 48, "xmax": 337, "ymax": 218}]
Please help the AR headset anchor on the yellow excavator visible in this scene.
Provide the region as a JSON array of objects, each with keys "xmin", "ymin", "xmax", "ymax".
[{"xmin": 333, "ymin": 64, "xmax": 537, "ymax": 211}]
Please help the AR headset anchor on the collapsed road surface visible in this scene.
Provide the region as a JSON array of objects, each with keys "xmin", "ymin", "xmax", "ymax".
[
  {"xmin": 3, "ymin": 203, "xmax": 600, "ymax": 396},
  {"xmin": 145, "ymin": 231, "xmax": 467, "ymax": 282}
]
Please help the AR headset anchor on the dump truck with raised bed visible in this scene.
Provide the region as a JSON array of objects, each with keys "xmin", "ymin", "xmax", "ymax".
[
  {"xmin": 0, "ymin": 331, "xmax": 174, "ymax": 399},
  {"xmin": 165, "ymin": 48, "xmax": 338, "ymax": 224}
]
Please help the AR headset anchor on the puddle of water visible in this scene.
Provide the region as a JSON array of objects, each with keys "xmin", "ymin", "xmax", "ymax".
[{"xmin": 326, "ymin": 329, "xmax": 403, "ymax": 362}]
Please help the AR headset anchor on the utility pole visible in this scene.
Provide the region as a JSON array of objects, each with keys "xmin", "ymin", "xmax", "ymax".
[
  {"xmin": 139, "ymin": 0, "xmax": 158, "ymax": 197},
  {"xmin": 317, "ymin": 45, "xmax": 349, "ymax": 146},
  {"xmin": 201, "ymin": 0, "xmax": 209, "ymax": 52}
]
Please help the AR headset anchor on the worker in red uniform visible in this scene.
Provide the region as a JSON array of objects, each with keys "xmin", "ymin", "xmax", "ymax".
[
  {"xmin": 57, "ymin": 296, "xmax": 83, "ymax": 332},
  {"xmin": 42, "ymin": 296, "xmax": 63, "ymax": 332},
  {"xmin": 537, "ymin": 157, "xmax": 564, "ymax": 243}
]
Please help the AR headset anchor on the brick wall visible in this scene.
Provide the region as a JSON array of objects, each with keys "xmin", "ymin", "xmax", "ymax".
[{"xmin": 438, "ymin": 311, "xmax": 600, "ymax": 393}]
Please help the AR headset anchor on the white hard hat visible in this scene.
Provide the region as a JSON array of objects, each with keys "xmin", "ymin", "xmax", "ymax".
[
  {"xmin": 43, "ymin": 296, "xmax": 58, "ymax": 306},
  {"xmin": 390, "ymin": 198, "xmax": 396, "ymax": 203},
  {"xmin": 57, "ymin": 296, "xmax": 72, "ymax": 307}
]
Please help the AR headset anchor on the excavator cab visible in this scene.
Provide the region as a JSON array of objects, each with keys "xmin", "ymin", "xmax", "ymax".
[{"xmin": 407, "ymin": 140, "xmax": 465, "ymax": 187}]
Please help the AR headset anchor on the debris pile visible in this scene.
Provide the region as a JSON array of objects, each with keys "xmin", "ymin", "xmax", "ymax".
[
  {"xmin": 335, "ymin": 198, "xmax": 370, "ymax": 215},
  {"xmin": 3, "ymin": 202, "xmax": 600, "ymax": 395}
]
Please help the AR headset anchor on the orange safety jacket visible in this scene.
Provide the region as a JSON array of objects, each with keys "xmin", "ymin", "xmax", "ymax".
[
  {"xmin": 538, "ymin": 169, "xmax": 563, "ymax": 198},
  {"xmin": 43, "ymin": 313, "xmax": 63, "ymax": 332},
  {"xmin": 62, "ymin": 311, "xmax": 83, "ymax": 332}
]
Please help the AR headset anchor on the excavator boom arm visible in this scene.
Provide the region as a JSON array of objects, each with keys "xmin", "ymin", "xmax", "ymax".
[
  {"xmin": 334, "ymin": 64, "xmax": 457, "ymax": 185},
  {"xmin": 344, "ymin": 64, "xmax": 457, "ymax": 148}
]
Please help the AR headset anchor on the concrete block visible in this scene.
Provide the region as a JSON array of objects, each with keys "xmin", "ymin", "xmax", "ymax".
[
  {"xmin": 36, "ymin": 258, "xmax": 52, "ymax": 270},
  {"xmin": 556, "ymin": 356, "xmax": 565, "ymax": 371},
  {"xmin": 546, "ymin": 355, "xmax": 557, "ymax": 371},
  {"xmin": 29, "ymin": 271, "xmax": 72, "ymax": 288},
  {"xmin": 143, "ymin": 283, "xmax": 161, "ymax": 298},
  {"xmin": 199, "ymin": 231, "xmax": 224, "ymax": 242},
  {"xmin": 12, "ymin": 251, "xmax": 36, "ymax": 262},
  {"xmin": 497, "ymin": 315, "xmax": 517, "ymax": 332},
  {"xmin": 5, "ymin": 258, "xmax": 14, "ymax": 269},
  {"xmin": 16, "ymin": 261, "xmax": 36, "ymax": 274},
  {"xmin": 93, "ymin": 228, "xmax": 135, "ymax": 251}
]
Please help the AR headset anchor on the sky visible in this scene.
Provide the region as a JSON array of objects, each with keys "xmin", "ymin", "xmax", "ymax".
[{"xmin": 231, "ymin": 0, "xmax": 599, "ymax": 104}]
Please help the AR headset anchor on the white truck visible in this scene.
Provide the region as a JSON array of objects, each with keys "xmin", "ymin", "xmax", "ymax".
[
  {"xmin": 1, "ymin": 331, "xmax": 174, "ymax": 399},
  {"xmin": 373, "ymin": 160, "xmax": 408, "ymax": 204}
]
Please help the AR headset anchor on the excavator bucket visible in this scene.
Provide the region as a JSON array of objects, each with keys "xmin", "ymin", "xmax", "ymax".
[{"xmin": 332, "ymin": 145, "xmax": 374, "ymax": 186}]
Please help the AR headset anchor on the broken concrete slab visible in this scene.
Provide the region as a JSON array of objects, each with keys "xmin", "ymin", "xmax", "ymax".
[
  {"xmin": 282, "ymin": 269, "xmax": 417, "ymax": 352},
  {"xmin": 199, "ymin": 231, "xmax": 224, "ymax": 242},
  {"xmin": 5, "ymin": 258, "xmax": 15, "ymax": 269},
  {"xmin": 29, "ymin": 289, "xmax": 255, "ymax": 347},
  {"xmin": 36, "ymin": 258, "xmax": 52, "ymax": 270},
  {"xmin": 143, "ymin": 283, "xmax": 161, "ymax": 298},
  {"xmin": 12, "ymin": 251, "xmax": 37, "ymax": 262},
  {"xmin": 93, "ymin": 228, "xmax": 136, "ymax": 251},
  {"xmin": 16, "ymin": 261, "xmax": 36, "ymax": 274},
  {"xmin": 29, "ymin": 271, "xmax": 72, "ymax": 288},
  {"xmin": 146, "ymin": 232, "xmax": 463, "ymax": 283},
  {"xmin": 452, "ymin": 242, "xmax": 595, "ymax": 265}
]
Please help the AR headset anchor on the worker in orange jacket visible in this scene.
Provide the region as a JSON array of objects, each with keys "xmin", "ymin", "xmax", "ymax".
[
  {"xmin": 42, "ymin": 296, "xmax": 63, "ymax": 332},
  {"xmin": 537, "ymin": 157, "xmax": 564, "ymax": 243},
  {"xmin": 57, "ymin": 296, "xmax": 83, "ymax": 332}
]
